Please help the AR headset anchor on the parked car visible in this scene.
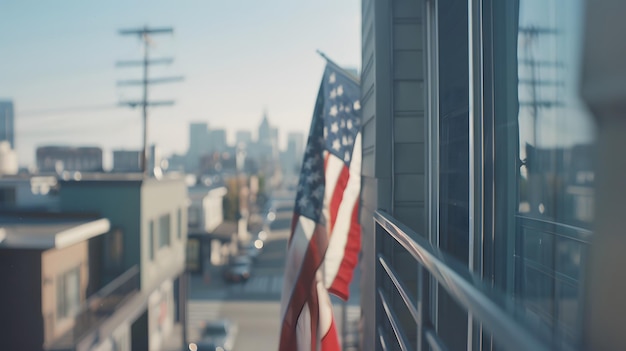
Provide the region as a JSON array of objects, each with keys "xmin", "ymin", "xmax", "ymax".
[
  {"xmin": 222, "ymin": 255, "xmax": 252, "ymax": 283},
  {"xmin": 238, "ymin": 238, "xmax": 264, "ymax": 260},
  {"xmin": 189, "ymin": 319, "xmax": 238, "ymax": 351}
]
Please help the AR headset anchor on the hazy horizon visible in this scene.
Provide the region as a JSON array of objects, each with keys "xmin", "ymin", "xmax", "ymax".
[{"xmin": 0, "ymin": 1, "xmax": 361, "ymax": 168}]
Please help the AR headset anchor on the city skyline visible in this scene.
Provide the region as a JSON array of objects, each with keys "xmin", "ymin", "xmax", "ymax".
[{"xmin": 0, "ymin": 1, "xmax": 360, "ymax": 168}]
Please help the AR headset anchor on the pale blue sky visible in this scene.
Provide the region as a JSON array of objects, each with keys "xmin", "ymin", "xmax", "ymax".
[{"xmin": 0, "ymin": 1, "xmax": 361, "ymax": 168}]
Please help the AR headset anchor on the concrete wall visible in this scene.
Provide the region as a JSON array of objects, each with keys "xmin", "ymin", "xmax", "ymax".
[
  {"xmin": 60, "ymin": 181, "xmax": 142, "ymax": 277},
  {"xmin": 140, "ymin": 178, "xmax": 187, "ymax": 293},
  {"xmin": 41, "ymin": 241, "xmax": 91, "ymax": 345}
]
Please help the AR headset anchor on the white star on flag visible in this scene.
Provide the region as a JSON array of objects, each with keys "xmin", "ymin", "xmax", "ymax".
[
  {"xmin": 331, "ymin": 122, "xmax": 339, "ymax": 134},
  {"xmin": 332, "ymin": 139, "xmax": 341, "ymax": 151},
  {"xmin": 298, "ymin": 197, "xmax": 309, "ymax": 208},
  {"xmin": 329, "ymin": 105, "xmax": 338, "ymax": 117},
  {"xmin": 353, "ymin": 100, "xmax": 361, "ymax": 111},
  {"xmin": 337, "ymin": 85, "xmax": 344, "ymax": 96}
]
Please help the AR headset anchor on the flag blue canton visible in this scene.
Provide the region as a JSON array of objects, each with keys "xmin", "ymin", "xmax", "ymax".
[
  {"xmin": 294, "ymin": 65, "xmax": 361, "ymax": 224},
  {"xmin": 323, "ymin": 68, "xmax": 361, "ymax": 165}
]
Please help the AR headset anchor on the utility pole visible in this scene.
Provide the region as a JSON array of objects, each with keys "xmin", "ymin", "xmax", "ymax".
[
  {"xmin": 117, "ymin": 26, "xmax": 183, "ymax": 176},
  {"xmin": 518, "ymin": 26, "xmax": 563, "ymax": 146}
]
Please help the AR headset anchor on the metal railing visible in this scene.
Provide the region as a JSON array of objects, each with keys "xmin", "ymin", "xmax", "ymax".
[
  {"xmin": 48, "ymin": 265, "xmax": 140, "ymax": 350},
  {"xmin": 374, "ymin": 210, "xmax": 552, "ymax": 351}
]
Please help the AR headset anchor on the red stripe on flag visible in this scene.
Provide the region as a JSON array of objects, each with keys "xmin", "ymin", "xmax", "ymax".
[
  {"xmin": 321, "ymin": 318, "xmax": 341, "ymax": 351},
  {"xmin": 324, "ymin": 153, "xmax": 330, "ymax": 174},
  {"xmin": 328, "ymin": 200, "xmax": 361, "ymax": 300},
  {"xmin": 279, "ymin": 222, "xmax": 328, "ymax": 351},
  {"xmin": 328, "ymin": 163, "xmax": 350, "ymax": 235},
  {"xmin": 288, "ymin": 212, "xmax": 299, "ymax": 246},
  {"xmin": 309, "ymin": 278, "xmax": 320, "ymax": 351}
]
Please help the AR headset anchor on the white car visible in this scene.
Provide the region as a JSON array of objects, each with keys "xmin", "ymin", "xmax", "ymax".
[{"xmin": 189, "ymin": 319, "xmax": 238, "ymax": 351}]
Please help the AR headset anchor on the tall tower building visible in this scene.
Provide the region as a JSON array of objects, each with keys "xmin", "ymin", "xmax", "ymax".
[
  {"xmin": 187, "ymin": 122, "xmax": 210, "ymax": 172},
  {"xmin": 0, "ymin": 100, "xmax": 15, "ymax": 149},
  {"xmin": 286, "ymin": 132, "xmax": 305, "ymax": 176},
  {"xmin": 235, "ymin": 130, "xmax": 252, "ymax": 147},
  {"xmin": 209, "ymin": 129, "xmax": 227, "ymax": 153},
  {"xmin": 258, "ymin": 111, "xmax": 271, "ymax": 146}
]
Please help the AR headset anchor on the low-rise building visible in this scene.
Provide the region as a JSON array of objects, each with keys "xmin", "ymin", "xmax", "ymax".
[
  {"xmin": 0, "ymin": 175, "xmax": 59, "ymax": 211},
  {"xmin": 0, "ymin": 213, "xmax": 123, "ymax": 351},
  {"xmin": 36, "ymin": 146, "xmax": 103, "ymax": 174},
  {"xmin": 58, "ymin": 174, "xmax": 188, "ymax": 351}
]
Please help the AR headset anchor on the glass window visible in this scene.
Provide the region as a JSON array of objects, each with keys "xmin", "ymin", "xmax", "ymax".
[
  {"xmin": 491, "ymin": 0, "xmax": 594, "ymax": 345},
  {"xmin": 158, "ymin": 214, "xmax": 171, "ymax": 248},
  {"xmin": 437, "ymin": 0, "xmax": 469, "ymax": 349},
  {"xmin": 104, "ymin": 228, "xmax": 124, "ymax": 272},
  {"xmin": 438, "ymin": 0, "xmax": 470, "ymax": 265},
  {"xmin": 56, "ymin": 267, "xmax": 80, "ymax": 320},
  {"xmin": 177, "ymin": 208, "xmax": 182, "ymax": 239},
  {"xmin": 188, "ymin": 206, "xmax": 200, "ymax": 228},
  {"xmin": 148, "ymin": 220, "xmax": 155, "ymax": 260}
]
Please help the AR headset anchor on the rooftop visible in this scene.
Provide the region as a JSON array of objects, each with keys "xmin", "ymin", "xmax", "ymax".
[{"xmin": 0, "ymin": 213, "xmax": 110, "ymax": 249}]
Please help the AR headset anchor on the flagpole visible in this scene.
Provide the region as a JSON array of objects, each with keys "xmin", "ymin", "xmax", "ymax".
[{"xmin": 316, "ymin": 49, "xmax": 360, "ymax": 84}]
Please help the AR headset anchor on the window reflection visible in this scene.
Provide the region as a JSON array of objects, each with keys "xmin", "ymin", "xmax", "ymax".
[{"xmin": 494, "ymin": 0, "xmax": 594, "ymax": 346}]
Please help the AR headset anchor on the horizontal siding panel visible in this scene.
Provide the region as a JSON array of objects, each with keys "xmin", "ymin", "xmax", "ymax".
[
  {"xmin": 393, "ymin": 50, "xmax": 423, "ymax": 80},
  {"xmin": 393, "ymin": 23, "xmax": 422, "ymax": 51},
  {"xmin": 361, "ymin": 176, "xmax": 378, "ymax": 211},
  {"xmin": 394, "ymin": 142, "xmax": 425, "ymax": 174},
  {"xmin": 394, "ymin": 174, "xmax": 425, "ymax": 202},
  {"xmin": 394, "ymin": 81, "xmax": 424, "ymax": 111},
  {"xmin": 377, "ymin": 177, "xmax": 392, "ymax": 211},
  {"xmin": 362, "ymin": 150, "xmax": 375, "ymax": 178},
  {"xmin": 394, "ymin": 203, "xmax": 426, "ymax": 236},
  {"xmin": 361, "ymin": 57, "xmax": 375, "ymax": 97},
  {"xmin": 362, "ymin": 118, "xmax": 376, "ymax": 148},
  {"xmin": 394, "ymin": 116, "xmax": 424, "ymax": 143},
  {"xmin": 392, "ymin": 0, "xmax": 422, "ymax": 19}
]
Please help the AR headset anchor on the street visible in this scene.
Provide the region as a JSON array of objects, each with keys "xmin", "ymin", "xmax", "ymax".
[{"xmin": 184, "ymin": 199, "xmax": 361, "ymax": 351}]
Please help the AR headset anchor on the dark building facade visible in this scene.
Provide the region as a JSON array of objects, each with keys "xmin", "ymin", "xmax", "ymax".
[{"xmin": 357, "ymin": 0, "xmax": 619, "ymax": 350}]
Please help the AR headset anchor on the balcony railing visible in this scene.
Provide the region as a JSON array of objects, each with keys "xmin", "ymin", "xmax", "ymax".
[
  {"xmin": 374, "ymin": 210, "xmax": 553, "ymax": 351},
  {"xmin": 48, "ymin": 265, "xmax": 140, "ymax": 350}
]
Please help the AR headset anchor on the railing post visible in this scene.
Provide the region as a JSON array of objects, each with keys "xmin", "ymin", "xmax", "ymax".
[
  {"xmin": 375, "ymin": 220, "xmax": 383, "ymax": 351},
  {"xmin": 416, "ymin": 266, "xmax": 424, "ymax": 351}
]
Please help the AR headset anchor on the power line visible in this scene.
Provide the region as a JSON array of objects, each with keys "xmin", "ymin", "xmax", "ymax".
[
  {"xmin": 18, "ymin": 104, "xmax": 119, "ymax": 118},
  {"xmin": 117, "ymin": 25, "xmax": 184, "ymax": 175}
]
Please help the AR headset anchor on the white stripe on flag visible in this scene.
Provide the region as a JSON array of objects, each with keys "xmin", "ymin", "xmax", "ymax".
[
  {"xmin": 323, "ymin": 149, "xmax": 344, "ymax": 227},
  {"xmin": 323, "ymin": 133, "xmax": 362, "ymax": 289},
  {"xmin": 317, "ymin": 271, "xmax": 335, "ymax": 338},
  {"xmin": 280, "ymin": 215, "xmax": 317, "ymax": 321}
]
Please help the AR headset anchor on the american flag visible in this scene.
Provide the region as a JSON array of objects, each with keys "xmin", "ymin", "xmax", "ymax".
[{"xmin": 279, "ymin": 63, "xmax": 361, "ymax": 351}]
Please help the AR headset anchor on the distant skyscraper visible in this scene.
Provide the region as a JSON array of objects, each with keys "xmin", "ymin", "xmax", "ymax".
[
  {"xmin": 258, "ymin": 111, "xmax": 271, "ymax": 145},
  {"xmin": 271, "ymin": 127, "xmax": 279, "ymax": 151},
  {"xmin": 209, "ymin": 129, "xmax": 227, "ymax": 153},
  {"xmin": 0, "ymin": 100, "xmax": 15, "ymax": 149},
  {"xmin": 235, "ymin": 130, "xmax": 252, "ymax": 147},
  {"xmin": 188, "ymin": 122, "xmax": 210, "ymax": 171},
  {"xmin": 287, "ymin": 132, "xmax": 304, "ymax": 158},
  {"xmin": 286, "ymin": 132, "xmax": 305, "ymax": 176}
]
